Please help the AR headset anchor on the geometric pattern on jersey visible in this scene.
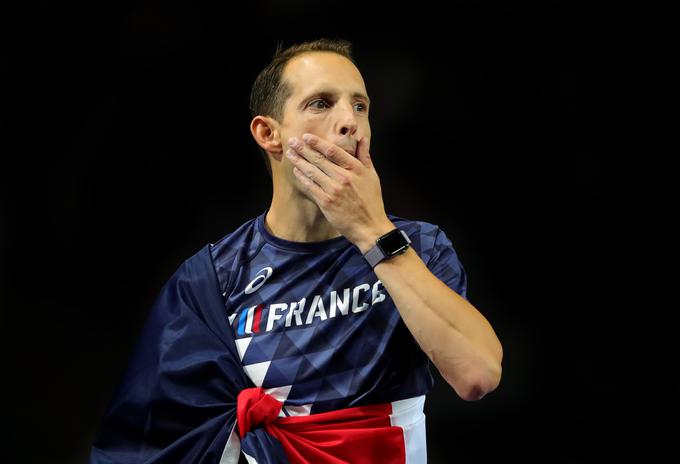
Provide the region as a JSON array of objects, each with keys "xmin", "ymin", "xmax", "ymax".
[{"xmin": 210, "ymin": 208, "xmax": 467, "ymax": 415}]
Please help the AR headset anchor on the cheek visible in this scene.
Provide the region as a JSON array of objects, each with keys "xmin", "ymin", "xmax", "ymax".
[
  {"xmin": 360, "ymin": 121, "xmax": 371, "ymax": 142},
  {"xmin": 361, "ymin": 115, "xmax": 371, "ymax": 130},
  {"xmin": 301, "ymin": 114, "xmax": 330, "ymax": 130},
  {"xmin": 284, "ymin": 117, "xmax": 326, "ymax": 145}
]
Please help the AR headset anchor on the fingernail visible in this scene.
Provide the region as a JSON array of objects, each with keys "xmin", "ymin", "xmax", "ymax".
[
  {"xmin": 288, "ymin": 137, "xmax": 298, "ymax": 148},
  {"xmin": 302, "ymin": 133, "xmax": 312, "ymax": 143}
]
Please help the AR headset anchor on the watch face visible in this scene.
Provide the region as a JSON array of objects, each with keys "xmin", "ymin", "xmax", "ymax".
[{"xmin": 378, "ymin": 229, "xmax": 409, "ymax": 256}]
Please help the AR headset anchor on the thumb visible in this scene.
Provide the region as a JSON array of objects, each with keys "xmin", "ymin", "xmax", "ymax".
[{"xmin": 356, "ymin": 137, "xmax": 372, "ymax": 168}]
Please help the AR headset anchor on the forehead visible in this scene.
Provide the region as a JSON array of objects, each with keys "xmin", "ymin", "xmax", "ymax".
[{"xmin": 282, "ymin": 52, "xmax": 368, "ymax": 98}]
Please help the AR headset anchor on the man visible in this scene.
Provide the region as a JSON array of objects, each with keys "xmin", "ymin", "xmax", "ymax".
[{"xmin": 90, "ymin": 38, "xmax": 503, "ymax": 463}]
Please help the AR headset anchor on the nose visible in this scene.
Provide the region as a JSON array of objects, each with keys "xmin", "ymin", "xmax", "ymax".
[
  {"xmin": 339, "ymin": 122, "xmax": 356, "ymax": 137},
  {"xmin": 336, "ymin": 102, "xmax": 358, "ymax": 137}
]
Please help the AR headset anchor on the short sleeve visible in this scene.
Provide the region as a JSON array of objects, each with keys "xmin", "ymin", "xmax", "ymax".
[{"xmin": 425, "ymin": 227, "xmax": 468, "ymax": 300}]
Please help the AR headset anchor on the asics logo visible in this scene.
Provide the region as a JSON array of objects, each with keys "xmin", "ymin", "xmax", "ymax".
[{"xmin": 245, "ymin": 267, "xmax": 273, "ymax": 294}]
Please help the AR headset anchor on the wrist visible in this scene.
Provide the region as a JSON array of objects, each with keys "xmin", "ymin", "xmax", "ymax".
[{"xmin": 356, "ymin": 221, "xmax": 396, "ymax": 255}]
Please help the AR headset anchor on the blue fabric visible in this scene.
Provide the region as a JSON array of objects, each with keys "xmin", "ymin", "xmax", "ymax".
[
  {"xmin": 211, "ymin": 209, "xmax": 468, "ymax": 415},
  {"xmin": 89, "ymin": 244, "xmax": 288, "ymax": 463},
  {"xmin": 89, "ymin": 210, "xmax": 468, "ymax": 463}
]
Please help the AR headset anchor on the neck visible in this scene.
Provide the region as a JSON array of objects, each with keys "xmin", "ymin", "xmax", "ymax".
[{"xmin": 265, "ymin": 175, "xmax": 341, "ymax": 243}]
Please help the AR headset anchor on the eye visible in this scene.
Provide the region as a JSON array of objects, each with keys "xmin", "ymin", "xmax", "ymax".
[
  {"xmin": 309, "ymin": 99, "xmax": 330, "ymax": 110},
  {"xmin": 354, "ymin": 102, "xmax": 368, "ymax": 112}
]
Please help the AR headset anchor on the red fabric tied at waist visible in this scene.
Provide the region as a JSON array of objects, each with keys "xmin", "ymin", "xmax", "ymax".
[
  {"xmin": 236, "ymin": 387, "xmax": 407, "ymax": 464},
  {"xmin": 237, "ymin": 387, "xmax": 284, "ymax": 438}
]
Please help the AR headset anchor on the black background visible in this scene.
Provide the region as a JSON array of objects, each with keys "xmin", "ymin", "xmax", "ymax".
[{"xmin": 2, "ymin": 1, "xmax": 676, "ymax": 463}]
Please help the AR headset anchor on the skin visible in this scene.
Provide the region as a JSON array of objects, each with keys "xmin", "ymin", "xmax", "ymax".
[{"xmin": 250, "ymin": 51, "xmax": 503, "ymax": 400}]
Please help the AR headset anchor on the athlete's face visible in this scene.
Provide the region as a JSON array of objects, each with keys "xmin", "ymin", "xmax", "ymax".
[{"xmin": 277, "ymin": 52, "xmax": 371, "ymax": 182}]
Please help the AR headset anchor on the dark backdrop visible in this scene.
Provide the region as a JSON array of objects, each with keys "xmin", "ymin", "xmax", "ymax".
[{"xmin": 2, "ymin": 1, "xmax": 675, "ymax": 463}]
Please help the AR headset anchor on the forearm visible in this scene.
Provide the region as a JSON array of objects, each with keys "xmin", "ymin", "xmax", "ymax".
[
  {"xmin": 359, "ymin": 231, "xmax": 503, "ymax": 400},
  {"xmin": 285, "ymin": 133, "xmax": 503, "ymax": 399}
]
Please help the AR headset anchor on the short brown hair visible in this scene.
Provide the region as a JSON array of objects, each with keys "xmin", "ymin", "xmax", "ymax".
[{"xmin": 249, "ymin": 38, "xmax": 356, "ymax": 177}]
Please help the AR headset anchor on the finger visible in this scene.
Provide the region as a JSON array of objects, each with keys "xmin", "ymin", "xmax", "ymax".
[
  {"xmin": 288, "ymin": 137, "xmax": 343, "ymax": 181},
  {"xmin": 285, "ymin": 148, "xmax": 334, "ymax": 192},
  {"xmin": 292, "ymin": 165, "xmax": 332, "ymax": 206},
  {"xmin": 301, "ymin": 133, "xmax": 362, "ymax": 170},
  {"xmin": 356, "ymin": 136, "xmax": 373, "ymax": 168}
]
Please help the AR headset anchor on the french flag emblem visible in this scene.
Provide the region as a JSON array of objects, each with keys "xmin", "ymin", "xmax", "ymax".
[{"xmin": 237, "ymin": 304, "xmax": 264, "ymax": 336}]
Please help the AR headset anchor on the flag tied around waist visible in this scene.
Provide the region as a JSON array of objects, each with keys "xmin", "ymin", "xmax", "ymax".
[
  {"xmin": 89, "ymin": 246, "xmax": 408, "ymax": 464},
  {"xmin": 237, "ymin": 387, "xmax": 406, "ymax": 464}
]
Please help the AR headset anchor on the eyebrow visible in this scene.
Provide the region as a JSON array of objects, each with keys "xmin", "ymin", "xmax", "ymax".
[{"xmin": 297, "ymin": 89, "xmax": 371, "ymax": 108}]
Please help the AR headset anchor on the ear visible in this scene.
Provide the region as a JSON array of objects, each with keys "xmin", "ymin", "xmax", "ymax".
[{"xmin": 250, "ymin": 116, "xmax": 283, "ymax": 159}]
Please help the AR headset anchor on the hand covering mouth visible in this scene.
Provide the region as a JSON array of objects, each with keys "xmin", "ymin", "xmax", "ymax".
[{"xmin": 339, "ymin": 145, "xmax": 357, "ymax": 157}]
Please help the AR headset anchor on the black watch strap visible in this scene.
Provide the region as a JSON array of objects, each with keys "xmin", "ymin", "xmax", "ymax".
[{"xmin": 363, "ymin": 229, "xmax": 411, "ymax": 268}]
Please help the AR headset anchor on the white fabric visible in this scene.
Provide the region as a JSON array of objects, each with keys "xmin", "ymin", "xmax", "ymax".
[
  {"xmin": 218, "ymin": 422, "xmax": 241, "ymax": 464},
  {"xmin": 243, "ymin": 452, "xmax": 258, "ymax": 464},
  {"xmin": 390, "ymin": 395, "xmax": 427, "ymax": 464}
]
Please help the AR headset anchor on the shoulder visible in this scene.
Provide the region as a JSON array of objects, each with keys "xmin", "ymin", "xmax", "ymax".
[
  {"xmin": 207, "ymin": 215, "xmax": 265, "ymax": 295},
  {"xmin": 209, "ymin": 216, "xmax": 261, "ymax": 266},
  {"xmin": 388, "ymin": 213, "xmax": 468, "ymax": 298},
  {"xmin": 387, "ymin": 213, "xmax": 460, "ymax": 266},
  {"xmin": 150, "ymin": 215, "xmax": 261, "ymax": 305},
  {"xmin": 387, "ymin": 213, "xmax": 445, "ymax": 245}
]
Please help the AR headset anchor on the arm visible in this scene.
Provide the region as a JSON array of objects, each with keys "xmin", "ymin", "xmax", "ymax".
[
  {"xmin": 286, "ymin": 133, "xmax": 503, "ymax": 401},
  {"xmin": 355, "ymin": 224, "xmax": 503, "ymax": 401}
]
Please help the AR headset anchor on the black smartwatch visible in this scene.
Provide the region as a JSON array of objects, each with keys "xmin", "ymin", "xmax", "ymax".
[{"xmin": 363, "ymin": 228, "xmax": 412, "ymax": 268}]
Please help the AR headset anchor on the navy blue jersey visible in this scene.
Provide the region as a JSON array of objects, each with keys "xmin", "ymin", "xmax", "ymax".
[
  {"xmin": 90, "ymin": 209, "xmax": 468, "ymax": 463},
  {"xmin": 210, "ymin": 209, "xmax": 468, "ymax": 416}
]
